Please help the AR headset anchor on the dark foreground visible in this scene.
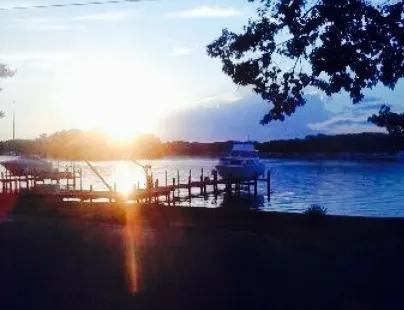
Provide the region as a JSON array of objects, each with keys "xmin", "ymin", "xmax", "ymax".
[{"xmin": 0, "ymin": 199, "xmax": 403, "ymax": 310}]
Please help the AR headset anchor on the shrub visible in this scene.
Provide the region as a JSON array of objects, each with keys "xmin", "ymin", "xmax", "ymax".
[{"xmin": 304, "ymin": 204, "xmax": 327, "ymax": 217}]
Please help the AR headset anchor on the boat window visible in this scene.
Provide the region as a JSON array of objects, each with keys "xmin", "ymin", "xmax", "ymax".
[{"xmin": 230, "ymin": 151, "xmax": 257, "ymax": 157}]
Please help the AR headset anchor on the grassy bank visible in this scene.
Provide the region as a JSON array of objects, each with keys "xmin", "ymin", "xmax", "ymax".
[
  {"xmin": 0, "ymin": 196, "xmax": 403, "ymax": 309},
  {"xmin": 4, "ymin": 196, "xmax": 404, "ymax": 240}
]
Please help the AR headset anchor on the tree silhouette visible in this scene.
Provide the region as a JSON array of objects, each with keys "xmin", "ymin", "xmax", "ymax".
[
  {"xmin": 207, "ymin": 0, "xmax": 404, "ymax": 124},
  {"xmin": 369, "ymin": 105, "xmax": 404, "ymax": 137},
  {"xmin": 0, "ymin": 64, "xmax": 16, "ymax": 118}
]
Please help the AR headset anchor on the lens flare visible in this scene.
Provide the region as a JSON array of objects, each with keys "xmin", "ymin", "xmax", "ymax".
[{"xmin": 123, "ymin": 205, "xmax": 139, "ymax": 294}]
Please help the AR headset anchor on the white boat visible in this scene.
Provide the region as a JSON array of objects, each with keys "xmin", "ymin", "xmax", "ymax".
[
  {"xmin": 216, "ymin": 143, "xmax": 266, "ymax": 180},
  {"xmin": 0, "ymin": 155, "xmax": 57, "ymax": 177}
]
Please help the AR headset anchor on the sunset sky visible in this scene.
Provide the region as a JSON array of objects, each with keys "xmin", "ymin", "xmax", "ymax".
[{"xmin": 0, "ymin": 0, "xmax": 403, "ymax": 141}]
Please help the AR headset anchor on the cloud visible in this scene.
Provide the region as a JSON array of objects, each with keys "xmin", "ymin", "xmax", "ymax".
[
  {"xmin": 356, "ymin": 102, "xmax": 384, "ymax": 111},
  {"xmin": 157, "ymin": 94, "xmax": 332, "ymax": 142},
  {"xmin": 0, "ymin": 51, "xmax": 77, "ymax": 63},
  {"xmin": 308, "ymin": 108, "xmax": 385, "ymax": 134},
  {"xmin": 168, "ymin": 6, "xmax": 243, "ymax": 19},
  {"xmin": 7, "ymin": 17, "xmax": 85, "ymax": 32},
  {"xmin": 71, "ymin": 11, "xmax": 134, "ymax": 22},
  {"xmin": 326, "ymin": 124, "xmax": 385, "ymax": 134},
  {"xmin": 0, "ymin": 2, "xmax": 36, "ymax": 9},
  {"xmin": 6, "ymin": 10, "xmax": 134, "ymax": 31},
  {"xmin": 169, "ymin": 47, "xmax": 193, "ymax": 56},
  {"xmin": 307, "ymin": 93, "xmax": 394, "ymax": 134},
  {"xmin": 33, "ymin": 24, "xmax": 85, "ymax": 31},
  {"xmin": 157, "ymin": 90, "xmax": 393, "ymax": 142},
  {"xmin": 0, "ymin": 51, "xmax": 78, "ymax": 72},
  {"xmin": 196, "ymin": 92, "xmax": 243, "ymax": 105},
  {"xmin": 362, "ymin": 96, "xmax": 382, "ymax": 103}
]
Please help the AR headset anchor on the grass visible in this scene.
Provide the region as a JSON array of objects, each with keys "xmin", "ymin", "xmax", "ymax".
[{"xmin": 1, "ymin": 197, "xmax": 404, "ymax": 309}]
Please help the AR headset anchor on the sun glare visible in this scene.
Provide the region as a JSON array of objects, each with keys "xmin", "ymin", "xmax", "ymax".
[
  {"xmin": 103, "ymin": 113, "xmax": 156, "ymax": 142},
  {"xmin": 112, "ymin": 161, "xmax": 146, "ymax": 196},
  {"xmin": 61, "ymin": 57, "xmax": 189, "ymax": 140}
]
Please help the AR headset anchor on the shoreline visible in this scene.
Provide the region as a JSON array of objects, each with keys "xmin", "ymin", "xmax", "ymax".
[
  {"xmin": 2, "ymin": 153, "xmax": 404, "ymax": 162},
  {"xmin": 3, "ymin": 198, "xmax": 404, "ymax": 235}
]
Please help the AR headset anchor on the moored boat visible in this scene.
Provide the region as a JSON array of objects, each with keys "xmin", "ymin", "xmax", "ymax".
[
  {"xmin": 0, "ymin": 155, "xmax": 57, "ymax": 178},
  {"xmin": 216, "ymin": 143, "xmax": 266, "ymax": 180}
]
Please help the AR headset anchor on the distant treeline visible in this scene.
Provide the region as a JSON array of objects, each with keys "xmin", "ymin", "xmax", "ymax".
[
  {"xmin": 0, "ymin": 130, "xmax": 402, "ymax": 160},
  {"xmin": 0, "ymin": 129, "xmax": 232, "ymax": 160},
  {"xmin": 256, "ymin": 133, "xmax": 403, "ymax": 155}
]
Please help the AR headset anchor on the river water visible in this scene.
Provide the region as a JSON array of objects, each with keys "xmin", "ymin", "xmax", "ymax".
[{"xmin": 1, "ymin": 157, "xmax": 404, "ymax": 217}]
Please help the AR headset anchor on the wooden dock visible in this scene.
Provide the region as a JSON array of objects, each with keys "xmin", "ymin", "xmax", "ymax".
[{"xmin": 0, "ymin": 164, "xmax": 272, "ymax": 205}]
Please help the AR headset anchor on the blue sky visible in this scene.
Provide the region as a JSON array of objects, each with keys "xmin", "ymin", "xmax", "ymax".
[{"xmin": 0, "ymin": 0, "xmax": 403, "ymax": 141}]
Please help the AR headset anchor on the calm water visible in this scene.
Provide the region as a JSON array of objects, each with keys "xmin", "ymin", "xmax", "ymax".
[{"xmin": 1, "ymin": 157, "xmax": 404, "ymax": 217}]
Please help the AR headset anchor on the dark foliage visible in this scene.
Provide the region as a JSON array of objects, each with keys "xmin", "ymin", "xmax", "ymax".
[
  {"xmin": 369, "ymin": 105, "xmax": 404, "ymax": 136},
  {"xmin": 304, "ymin": 204, "xmax": 327, "ymax": 217},
  {"xmin": 304, "ymin": 204, "xmax": 327, "ymax": 225},
  {"xmin": 163, "ymin": 141, "xmax": 233, "ymax": 157},
  {"xmin": 207, "ymin": 0, "xmax": 404, "ymax": 123},
  {"xmin": 0, "ymin": 64, "xmax": 14, "ymax": 80},
  {"xmin": 0, "ymin": 64, "xmax": 15, "ymax": 117},
  {"xmin": 256, "ymin": 132, "xmax": 402, "ymax": 154},
  {"xmin": 0, "ymin": 132, "xmax": 400, "ymax": 159},
  {"xmin": 0, "ymin": 129, "xmax": 163, "ymax": 160}
]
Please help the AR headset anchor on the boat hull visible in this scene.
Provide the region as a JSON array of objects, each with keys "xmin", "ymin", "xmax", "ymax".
[
  {"xmin": 1, "ymin": 158, "xmax": 56, "ymax": 177},
  {"xmin": 216, "ymin": 163, "xmax": 265, "ymax": 180}
]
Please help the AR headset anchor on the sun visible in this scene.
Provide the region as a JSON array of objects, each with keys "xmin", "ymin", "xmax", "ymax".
[
  {"xmin": 102, "ymin": 113, "xmax": 156, "ymax": 142},
  {"xmin": 61, "ymin": 56, "xmax": 189, "ymax": 140}
]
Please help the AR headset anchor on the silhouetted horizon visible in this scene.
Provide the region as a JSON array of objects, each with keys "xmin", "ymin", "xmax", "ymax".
[{"xmin": 0, "ymin": 129, "xmax": 401, "ymax": 160}]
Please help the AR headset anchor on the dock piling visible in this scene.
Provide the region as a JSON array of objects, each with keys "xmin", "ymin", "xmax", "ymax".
[
  {"xmin": 177, "ymin": 170, "xmax": 180, "ymax": 196},
  {"xmin": 172, "ymin": 178, "xmax": 176, "ymax": 206},
  {"xmin": 235, "ymin": 182, "xmax": 240, "ymax": 196},
  {"xmin": 73, "ymin": 166, "xmax": 76, "ymax": 190},
  {"xmin": 66, "ymin": 166, "xmax": 69, "ymax": 189},
  {"xmin": 172, "ymin": 178, "xmax": 176, "ymax": 200},
  {"xmin": 267, "ymin": 170, "xmax": 271, "ymax": 200},
  {"xmin": 188, "ymin": 170, "xmax": 191, "ymax": 200},
  {"xmin": 254, "ymin": 178, "xmax": 258, "ymax": 197},
  {"xmin": 200, "ymin": 168, "xmax": 204, "ymax": 195},
  {"xmin": 79, "ymin": 168, "xmax": 83, "ymax": 191},
  {"xmin": 213, "ymin": 170, "xmax": 218, "ymax": 197}
]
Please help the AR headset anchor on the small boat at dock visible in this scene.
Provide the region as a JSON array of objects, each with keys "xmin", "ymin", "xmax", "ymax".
[
  {"xmin": 216, "ymin": 143, "xmax": 266, "ymax": 180},
  {"xmin": 0, "ymin": 155, "xmax": 58, "ymax": 178}
]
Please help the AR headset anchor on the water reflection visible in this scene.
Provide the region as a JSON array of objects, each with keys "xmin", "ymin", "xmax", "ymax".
[
  {"xmin": 220, "ymin": 193, "xmax": 265, "ymax": 210},
  {"xmin": 46, "ymin": 157, "xmax": 404, "ymax": 217},
  {"xmin": 110, "ymin": 161, "xmax": 146, "ymax": 196}
]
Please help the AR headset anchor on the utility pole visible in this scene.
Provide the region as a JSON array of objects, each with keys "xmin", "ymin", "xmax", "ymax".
[{"xmin": 12, "ymin": 101, "xmax": 15, "ymax": 140}]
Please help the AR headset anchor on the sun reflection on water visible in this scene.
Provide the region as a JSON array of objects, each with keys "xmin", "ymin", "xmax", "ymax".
[
  {"xmin": 108, "ymin": 161, "xmax": 147, "ymax": 293},
  {"xmin": 111, "ymin": 161, "xmax": 146, "ymax": 196}
]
